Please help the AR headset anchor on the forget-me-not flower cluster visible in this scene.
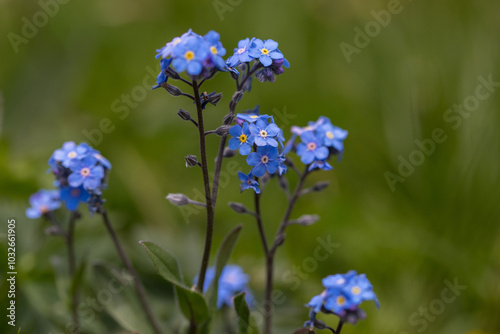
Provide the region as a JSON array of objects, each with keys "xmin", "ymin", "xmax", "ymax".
[
  {"xmin": 27, "ymin": 141, "xmax": 111, "ymax": 218},
  {"xmin": 305, "ymin": 270, "xmax": 379, "ymax": 326}
]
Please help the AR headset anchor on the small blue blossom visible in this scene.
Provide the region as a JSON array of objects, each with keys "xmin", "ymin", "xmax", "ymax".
[
  {"xmin": 250, "ymin": 118, "xmax": 281, "ymax": 147},
  {"xmin": 246, "ymin": 145, "xmax": 280, "ymax": 177},
  {"xmin": 318, "ymin": 123, "xmax": 348, "ymax": 152},
  {"xmin": 90, "ymin": 149, "xmax": 112, "ymax": 170},
  {"xmin": 308, "ymin": 160, "xmax": 333, "ymax": 172},
  {"xmin": 236, "ymin": 112, "xmax": 264, "ymax": 124},
  {"xmin": 305, "ymin": 271, "xmax": 379, "ymax": 326},
  {"xmin": 172, "ymin": 36, "xmax": 209, "ymax": 76},
  {"xmin": 60, "ymin": 185, "xmax": 90, "ymax": 211},
  {"xmin": 153, "ymin": 58, "xmax": 172, "ymax": 89},
  {"xmin": 204, "ymin": 30, "xmax": 226, "ymax": 70},
  {"xmin": 51, "ymin": 141, "xmax": 91, "ymax": 168},
  {"xmin": 195, "ymin": 265, "xmax": 253, "ymax": 309},
  {"xmin": 296, "ymin": 131, "xmax": 329, "ymax": 165},
  {"xmin": 68, "ymin": 156, "xmax": 105, "ymax": 191},
  {"xmin": 248, "ymin": 39, "xmax": 284, "ymax": 67},
  {"xmin": 229, "ymin": 123, "xmax": 254, "ymax": 155},
  {"xmin": 226, "ymin": 37, "xmax": 254, "ymax": 67},
  {"xmin": 26, "ymin": 189, "xmax": 61, "ymax": 219},
  {"xmin": 277, "ymin": 153, "xmax": 287, "ymax": 175},
  {"xmin": 238, "ymin": 172, "xmax": 260, "ymax": 194}
]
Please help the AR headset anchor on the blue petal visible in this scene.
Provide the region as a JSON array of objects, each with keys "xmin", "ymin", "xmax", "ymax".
[
  {"xmin": 239, "ymin": 143, "xmax": 251, "ymax": 155},
  {"xmin": 315, "ymin": 146, "xmax": 329, "ymax": 160},
  {"xmin": 259, "ymin": 55, "xmax": 272, "ymax": 67},
  {"xmin": 266, "ymin": 123, "xmax": 280, "ymax": 137},
  {"xmin": 187, "ymin": 61, "xmax": 202, "ymax": 75},
  {"xmin": 172, "ymin": 58, "xmax": 187, "ymax": 72},
  {"xmin": 228, "ymin": 138, "xmax": 241, "ymax": 150},
  {"xmin": 238, "ymin": 171, "xmax": 248, "ymax": 182},
  {"xmin": 266, "ymin": 160, "xmax": 279, "ymax": 174},
  {"xmin": 246, "ymin": 153, "xmax": 261, "ymax": 166},
  {"xmin": 68, "ymin": 173, "xmax": 84, "ymax": 187},
  {"xmin": 296, "ymin": 143, "xmax": 307, "ymax": 156},
  {"xmin": 26, "ymin": 207, "xmax": 41, "ymax": 219},
  {"xmin": 301, "ymin": 151, "xmax": 315, "ymax": 165},
  {"xmin": 229, "ymin": 124, "xmax": 242, "ymax": 137},
  {"xmin": 251, "ymin": 164, "xmax": 266, "ymax": 177},
  {"xmin": 265, "ymin": 137, "xmax": 278, "ymax": 147},
  {"xmin": 254, "ymin": 136, "xmax": 268, "ymax": 146},
  {"xmin": 264, "ymin": 39, "xmax": 278, "ymax": 51}
]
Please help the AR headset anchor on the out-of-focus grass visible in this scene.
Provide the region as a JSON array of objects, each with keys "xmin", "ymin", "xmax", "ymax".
[{"xmin": 1, "ymin": 0, "xmax": 499, "ymax": 333}]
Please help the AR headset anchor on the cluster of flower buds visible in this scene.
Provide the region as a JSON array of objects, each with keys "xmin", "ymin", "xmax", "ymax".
[
  {"xmin": 26, "ymin": 142, "xmax": 111, "ymax": 218},
  {"xmin": 305, "ymin": 271, "xmax": 379, "ymax": 327}
]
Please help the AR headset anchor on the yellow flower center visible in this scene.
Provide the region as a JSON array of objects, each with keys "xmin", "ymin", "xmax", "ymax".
[
  {"xmin": 352, "ymin": 286, "xmax": 361, "ymax": 295},
  {"xmin": 307, "ymin": 142, "xmax": 317, "ymax": 151},
  {"xmin": 260, "ymin": 130, "xmax": 268, "ymax": 138},
  {"xmin": 261, "ymin": 48, "xmax": 269, "ymax": 55},
  {"xmin": 336, "ymin": 296, "xmax": 346, "ymax": 305},
  {"xmin": 81, "ymin": 167, "xmax": 91, "ymax": 177},
  {"xmin": 185, "ymin": 51, "xmax": 195, "ymax": 60},
  {"xmin": 326, "ymin": 131, "xmax": 334, "ymax": 139},
  {"xmin": 68, "ymin": 151, "xmax": 77, "ymax": 159},
  {"xmin": 210, "ymin": 46, "xmax": 217, "ymax": 55},
  {"xmin": 261, "ymin": 155, "xmax": 269, "ymax": 164},
  {"xmin": 239, "ymin": 134, "xmax": 247, "ymax": 143},
  {"xmin": 250, "ymin": 115, "xmax": 258, "ymax": 119}
]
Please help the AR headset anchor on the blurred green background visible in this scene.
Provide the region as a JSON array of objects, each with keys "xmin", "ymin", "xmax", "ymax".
[{"xmin": 1, "ymin": 0, "xmax": 499, "ymax": 333}]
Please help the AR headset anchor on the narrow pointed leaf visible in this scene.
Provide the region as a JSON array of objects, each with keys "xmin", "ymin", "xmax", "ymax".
[
  {"xmin": 234, "ymin": 292, "xmax": 251, "ymax": 334},
  {"xmin": 206, "ymin": 224, "xmax": 243, "ymax": 310},
  {"xmin": 139, "ymin": 240, "xmax": 185, "ymax": 287},
  {"xmin": 176, "ymin": 286, "xmax": 209, "ymax": 325}
]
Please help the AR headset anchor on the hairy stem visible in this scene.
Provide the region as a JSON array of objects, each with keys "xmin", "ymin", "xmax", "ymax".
[
  {"xmin": 67, "ymin": 212, "xmax": 79, "ymax": 334},
  {"xmin": 193, "ymin": 79, "xmax": 215, "ymax": 295},
  {"xmin": 101, "ymin": 209, "xmax": 163, "ymax": 334}
]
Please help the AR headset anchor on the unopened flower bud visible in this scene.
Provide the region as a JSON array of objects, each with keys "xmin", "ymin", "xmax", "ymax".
[
  {"xmin": 312, "ymin": 181, "xmax": 329, "ymax": 192},
  {"xmin": 223, "ymin": 147, "xmax": 235, "ymax": 158},
  {"xmin": 228, "ymin": 202, "xmax": 249, "ymax": 214},
  {"xmin": 178, "ymin": 109, "xmax": 192, "ymax": 121},
  {"xmin": 185, "ymin": 155, "xmax": 199, "ymax": 167},
  {"xmin": 223, "ymin": 113, "xmax": 234, "ymax": 125},
  {"xmin": 165, "ymin": 84, "xmax": 182, "ymax": 96},
  {"xmin": 288, "ymin": 214, "xmax": 319, "ymax": 226},
  {"xmin": 166, "ymin": 193, "xmax": 189, "ymax": 206},
  {"xmin": 166, "ymin": 67, "xmax": 181, "ymax": 80},
  {"xmin": 215, "ymin": 125, "xmax": 231, "ymax": 136}
]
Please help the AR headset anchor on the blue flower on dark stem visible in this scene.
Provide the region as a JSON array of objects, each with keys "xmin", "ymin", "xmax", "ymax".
[
  {"xmin": 344, "ymin": 274, "xmax": 380, "ymax": 307},
  {"xmin": 228, "ymin": 123, "xmax": 254, "ymax": 155},
  {"xmin": 172, "ymin": 36, "xmax": 209, "ymax": 76},
  {"xmin": 238, "ymin": 172, "xmax": 260, "ymax": 194},
  {"xmin": 248, "ymin": 39, "xmax": 283, "ymax": 67},
  {"xmin": 51, "ymin": 141, "xmax": 91, "ymax": 168},
  {"xmin": 194, "ymin": 265, "xmax": 253, "ymax": 309},
  {"xmin": 26, "ymin": 189, "xmax": 61, "ymax": 219},
  {"xmin": 153, "ymin": 58, "xmax": 172, "ymax": 89},
  {"xmin": 236, "ymin": 113, "xmax": 261, "ymax": 124},
  {"xmin": 250, "ymin": 118, "xmax": 281, "ymax": 147},
  {"xmin": 60, "ymin": 185, "xmax": 90, "ymax": 211},
  {"xmin": 296, "ymin": 131, "xmax": 329, "ymax": 165},
  {"xmin": 318, "ymin": 123, "xmax": 348, "ymax": 152},
  {"xmin": 204, "ymin": 30, "xmax": 226, "ymax": 70},
  {"xmin": 246, "ymin": 145, "xmax": 279, "ymax": 177},
  {"xmin": 227, "ymin": 37, "xmax": 254, "ymax": 67},
  {"xmin": 68, "ymin": 156, "xmax": 104, "ymax": 191}
]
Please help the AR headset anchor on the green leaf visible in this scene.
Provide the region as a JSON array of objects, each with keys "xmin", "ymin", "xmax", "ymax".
[
  {"xmin": 175, "ymin": 285, "xmax": 209, "ymax": 325},
  {"xmin": 92, "ymin": 262, "xmax": 154, "ymax": 334},
  {"xmin": 206, "ymin": 224, "xmax": 243, "ymax": 310},
  {"xmin": 140, "ymin": 240, "xmax": 210, "ymax": 326},
  {"xmin": 70, "ymin": 256, "xmax": 87, "ymax": 299},
  {"xmin": 234, "ymin": 292, "xmax": 250, "ymax": 334},
  {"xmin": 139, "ymin": 240, "xmax": 185, "ymax": 287}
]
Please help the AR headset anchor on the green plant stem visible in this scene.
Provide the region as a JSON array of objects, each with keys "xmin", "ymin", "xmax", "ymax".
[
  {"xmin": 260, "ymin": 166, "xmax": 310, "ymax": 334},
  {"xmin": 100, "ymin": 209, "xmax": 163, "ymax": 334},
  {"xmin": 67, "ymin": 212, "xmax": 79, "ymax": 334},
  {"xmin": 192, "ymin": 80, "xmax": 215, "ymax": 295}
]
